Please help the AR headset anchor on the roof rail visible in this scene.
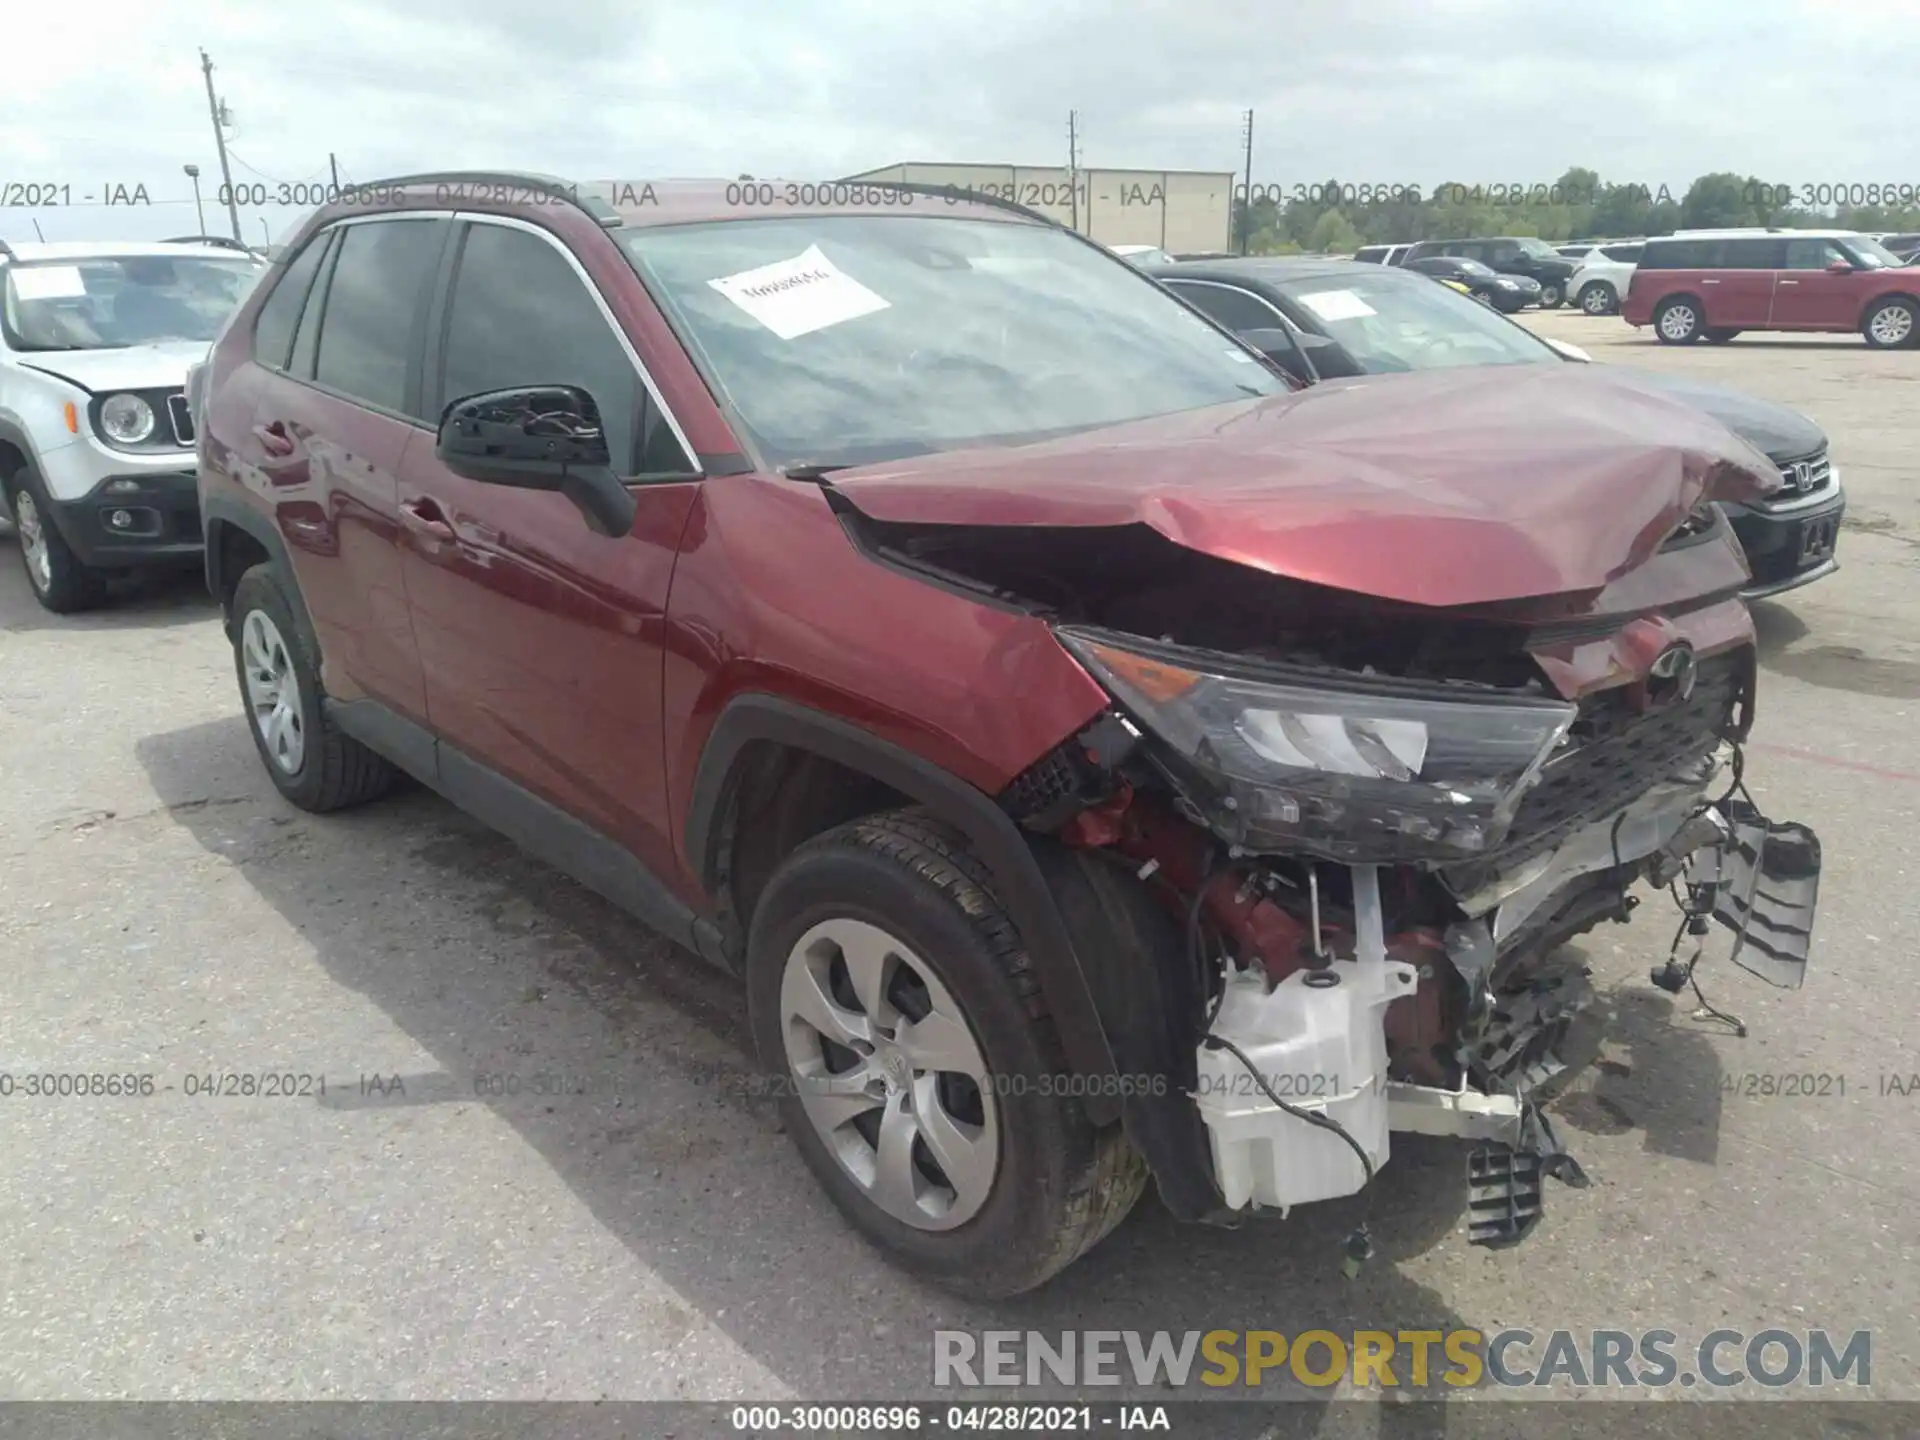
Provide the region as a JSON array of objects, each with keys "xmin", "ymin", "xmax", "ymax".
[{"xmin": 360, "ymin": 170, "xmax": 623, "ymax": 228}]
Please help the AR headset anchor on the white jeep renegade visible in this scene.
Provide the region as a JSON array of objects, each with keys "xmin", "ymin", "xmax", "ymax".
[{"xmin": 0, "ymin": 239, "xmax": 263, "ymax": 612}]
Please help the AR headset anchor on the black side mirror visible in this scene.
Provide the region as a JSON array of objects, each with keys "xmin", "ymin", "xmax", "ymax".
[{"xmin": 435, "ymin": 385, "xmax": 636, "ymax": 538}]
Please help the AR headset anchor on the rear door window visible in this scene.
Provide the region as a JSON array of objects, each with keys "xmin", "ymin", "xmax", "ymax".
[
  {"xmin": 251, "ymin": 234, "xmax": 332, "ymax": 371},
  {"xmin": 1723, "ymin": 237, "xmax": 1783, "ymax": 268},
  {"xmin": 1600, "ymin": 244, "xmax": 1643, "ymax": 263},
  {"xmin": 1164, "ymin": 281, "xmax": 1289, "ymax": 334}
]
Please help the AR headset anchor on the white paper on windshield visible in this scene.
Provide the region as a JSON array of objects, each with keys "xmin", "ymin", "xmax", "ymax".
[
  {"xmin": 9, "ymin": 265, "xmax": 88, "ymax": 300},
  {"xmin": 708, "ymin": 245, "xmax": 889, "ymax": 340},
  {"xmin": 1295, "ymin": 289, "xmax": 1376, "ymax": 321}
]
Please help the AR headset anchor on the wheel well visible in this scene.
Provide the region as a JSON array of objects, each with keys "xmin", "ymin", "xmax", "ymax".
[
  {"xmin": 1863, "ymin": 291, "xmax": 1920, "ymax": 316},
  {"xmin": 0, "ymin": 440, "xmax": 27, "ymax": 487},
  {"xmin": 1656, "ymin": 292, "xmax": 1702, "ymax": 311},
  {"xmin": 715, "ymin": 741, "xmax": 912, "ymax": 950},
  {"xmin": 211, "ymin": 519, "xmax": 272, "ymax": 615}
]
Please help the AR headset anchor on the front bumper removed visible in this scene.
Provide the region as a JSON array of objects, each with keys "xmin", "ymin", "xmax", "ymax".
[{"xmin": 1191, "ymin": 767, "xmax": 1821, "ymax": 1252}]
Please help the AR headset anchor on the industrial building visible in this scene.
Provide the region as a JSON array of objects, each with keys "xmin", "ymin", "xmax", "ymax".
[{"xmin": 843, "ymin": 162, "xmax": 1236, "ymax": 253}]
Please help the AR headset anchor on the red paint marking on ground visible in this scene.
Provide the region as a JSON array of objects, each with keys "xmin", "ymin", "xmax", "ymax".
[{"xmin": 1750, "ymin": 740, "xmax": 1920, "ymax": 785}]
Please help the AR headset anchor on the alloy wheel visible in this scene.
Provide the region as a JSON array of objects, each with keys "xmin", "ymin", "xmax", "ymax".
[
  {"xmin": 13, "ymin": 489, "xmax": 51, "ymax": 594},
  {"xmin": 1538, "ymin": 284, "xmax": 1562, "ymax": 308},
  {"xmin": 1659, "ymin": 304, "xmax": 1698, "ymax": 341},
  {"xmin": 1869, "ymin": 304, "xmax": 1914, "ymax": 346},
  {"xmin": 241, "ymin": 609, "xmax": 306, "ymax": 775},
  {"xmin": 1581, "ymin": 285, "xmax": 1613, "ymax": 315},
  {"xmin": 779, "ymin": 917, "xmax": 999, "ymax": 1231}
]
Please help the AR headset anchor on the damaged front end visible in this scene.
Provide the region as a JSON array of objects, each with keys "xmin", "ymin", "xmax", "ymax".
[
  {"xmin": 989, "ymin": 593, "xmax": 1819, "ymax": 1256},
  {"xmin": 825, "ymin": 365, "xmax": 1823, "ymax": 1259}
]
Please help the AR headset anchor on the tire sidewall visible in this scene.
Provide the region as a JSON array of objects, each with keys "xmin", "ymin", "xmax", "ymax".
[
  {"xmin": 746, "ymin": 834, "xmax": 1090, "ymax": 1292},
  {"xmin": 231, "ymin": 565, "xmax": 331, "ymax": 807},
  {"xmin": 1538, "ymin": 283, "xmax": 1563, "ymax": 309},
  {"xmin": 1581, "ymin": 283, "xmax": 1615, "ymax": 315}
]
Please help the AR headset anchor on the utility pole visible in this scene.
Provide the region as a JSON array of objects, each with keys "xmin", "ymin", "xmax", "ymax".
[
  {"xmin": 1240, "ymin": 110, "xmax": 1255, "ymax": 255},
  {"xmin": 330, "ymin": 153, "xmax": 341, "ymax": 191},
  {"xmin": 199, "ymin": 49, "xmax": 244, "ymax": 243},
  {"xmin": 184, "ymin": 164, "xmax": 205, "ymax": 233},
  {"xmin": 1067, "ymin": 110, "xmax": 1080, "ymax": 232}
]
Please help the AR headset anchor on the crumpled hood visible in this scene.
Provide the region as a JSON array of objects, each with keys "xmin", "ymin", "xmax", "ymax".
[
  {"xmin": 829, "ymin": 364, "xmax": 1783, "ymax": 608},
  {"xmin": 1597, "ymin": 367, "xmax": 1826, "ymax": 461},
  {"xmin": 18, "ymin": 339, "xmax": 211, "ymax": 394}
]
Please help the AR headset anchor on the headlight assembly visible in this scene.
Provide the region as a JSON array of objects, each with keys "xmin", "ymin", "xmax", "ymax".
[
  {"xmin": 99, "ymin": 393, "xmax": 156, "ymax": 444},
  {"xmin": 1056, "ymin": 626, "xmax": 1576, "ymax": 864}
]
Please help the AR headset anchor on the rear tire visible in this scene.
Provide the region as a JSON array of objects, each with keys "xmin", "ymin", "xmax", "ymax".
[
  {"xmin": 1862, "ymin": 296, "xmax": 1917, "ymax": 349},
  {"xmin": 1537, "ymin": 282, "xmax": 1564, "ymax": 309},
  {"xmin": 1579, "ymin": 282, "xmax": 1618, "ymax": 315},
  {"xmin": 746, "ymin": 809, "xmax": 1147, "ymax": 1298},
  {"xmin": 3, "ymin": 465, "xmax": 108, "ymax": 614},
  {"xmin": 230, "ymin": 562, "xmax": 396, "ymax": 812},
  {"xmin": 1654, "ymin": 297, "xmax": 1703, "ymax": 344}
]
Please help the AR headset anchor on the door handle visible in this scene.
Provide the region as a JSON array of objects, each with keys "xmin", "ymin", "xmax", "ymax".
[
  {"xmin": 1778, "ymin": 279, "xmax": 1800, "ymax": 286},
  {"xmin": 251, "ymin": 421, "xmax": 295, "ymax": 457},
  {"xmin": 399, "ymin": 498, "xmax": 455, "ymax": 542},
  {"xmin": 1701, "ymin": 279, "xmax": 1721, "ymax": 285}
]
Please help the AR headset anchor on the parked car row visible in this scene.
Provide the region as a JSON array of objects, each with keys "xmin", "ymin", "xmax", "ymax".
[
  {"xmin": 3, "ymin": 177, "xmax": 1826, "ymax": 1303},
  {"xmin": 1355, "ymin": 236, "xmax": 1578, "ymax": 307}
]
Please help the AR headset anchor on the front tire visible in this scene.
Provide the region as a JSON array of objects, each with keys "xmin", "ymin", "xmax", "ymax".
[
  {"xmin": 747, "ymin": 810, "xmax": 1147, "ymax": 1298},
  {"xmin": 3, "ymin": 466, "xmax": 107, "ymax": 614},
  {"xmin": 1579, "ymin": 282, "xmax": 1617, "ymax": 315},
  {"xmin": 1537, "ymin": 282, "xmax": 1564, "ymax": 309},
  {"xmin": 230, "ymin": 563, "xmax": 395, "ymax": 811},
  {"xmin": 1654, "ymin": 296, "xmax": 1703, "ymax": 344},
  {"xmin": 1862, "ymin": 296, "xmax": 1917, "ymax": 349}
]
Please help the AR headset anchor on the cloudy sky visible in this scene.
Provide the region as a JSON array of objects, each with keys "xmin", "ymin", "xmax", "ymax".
[{"xmin": 5, "ymin": 0, "xmax": 1914, "ymax": 245}]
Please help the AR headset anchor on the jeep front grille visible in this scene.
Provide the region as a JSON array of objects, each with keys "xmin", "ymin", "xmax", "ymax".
[{"xmin": 166, "ymin": 392, "xmax": 195, "ymax": 447}]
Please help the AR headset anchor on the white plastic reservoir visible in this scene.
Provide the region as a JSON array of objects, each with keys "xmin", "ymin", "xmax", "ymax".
[{"xmin": 1193, "ymin": 955, "xmax": 1418, "ymax": 1213}]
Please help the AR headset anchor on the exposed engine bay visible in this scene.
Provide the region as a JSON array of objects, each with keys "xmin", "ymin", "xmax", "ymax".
[{"xmin": 886, "ymin": 520, "xmax": 1829, "ymax": 1253}]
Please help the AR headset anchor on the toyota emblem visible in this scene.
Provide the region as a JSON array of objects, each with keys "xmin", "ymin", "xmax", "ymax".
[{"xmin": 1647, "ymin": 642, "xmax": 1699, "ymax": 706}]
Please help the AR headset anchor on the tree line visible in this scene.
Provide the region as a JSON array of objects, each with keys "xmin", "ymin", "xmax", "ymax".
[{"xmin": 1235, "ymin": 167, "xmax": 1920, "ymax": 254}]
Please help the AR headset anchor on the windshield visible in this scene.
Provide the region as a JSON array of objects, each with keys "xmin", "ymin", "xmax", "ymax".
[
  {"xmin": 619, "ymin": 214, "xmax": 1282, "ymax": 470},
  {"xmin": 1274, "ymin": 272, "xmax": 1556, "ymax": 374},
  {"xmin": 1514, "ymin": 237, "xmax": 1559, "ymax": 258},
  {"xmin": 1, "ymin": 255, "xmax": 261, "ymax": 352},
  {"xmin": 1842, "ymin": 236, "xmax": 1903, "ymax": 269}
]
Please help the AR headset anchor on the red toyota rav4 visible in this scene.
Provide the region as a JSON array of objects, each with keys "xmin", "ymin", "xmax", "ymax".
[{"xmin": 194, "ymin": 173, "xmax": 1821, "ymax": 1297}]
